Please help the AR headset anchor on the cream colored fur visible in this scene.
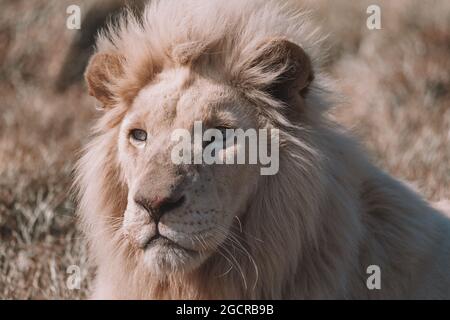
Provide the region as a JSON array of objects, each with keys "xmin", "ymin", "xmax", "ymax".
[{"xmin": 76, "ymin": 0, "xmax": 450, "ymax": 299}]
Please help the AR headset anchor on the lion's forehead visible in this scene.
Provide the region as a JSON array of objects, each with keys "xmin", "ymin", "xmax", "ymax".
[{"xmin": 128, "ymin": 69, "xmax": 238, "ymax": 129}]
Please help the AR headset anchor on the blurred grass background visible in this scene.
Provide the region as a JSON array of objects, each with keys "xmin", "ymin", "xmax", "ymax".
[{"xmin": 0, "ymin": 0, "xmax": 449, "ymax": 299}]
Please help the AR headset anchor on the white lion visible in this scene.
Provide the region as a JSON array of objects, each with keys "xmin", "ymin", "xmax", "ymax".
[{"xmin": 76, "ymin": 0, "xmax": 450, "ymax": 299}]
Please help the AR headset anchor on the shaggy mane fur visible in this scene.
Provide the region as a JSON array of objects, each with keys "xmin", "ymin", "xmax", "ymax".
[
  {"xmin": 76, "ymin": 0, "xmax": 450, "ymax": 299},
  {"xmin": 94, "ymin": 0, "xmax": 328, "ymax": 111}
]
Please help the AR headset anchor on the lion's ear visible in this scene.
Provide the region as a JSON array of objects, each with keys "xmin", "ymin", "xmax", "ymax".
[
  {"xmin": 85, "ymin": 53, "xmax": 125, "ymax": 108},
  {"xmin": 247, "ymin": 38, "xmax": 314, "ymax": 102}
]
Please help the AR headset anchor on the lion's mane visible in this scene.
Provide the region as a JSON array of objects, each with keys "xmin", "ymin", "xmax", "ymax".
[{"xmin": 76, "ymin": 0, "xmax": 450, "ymax": 299}]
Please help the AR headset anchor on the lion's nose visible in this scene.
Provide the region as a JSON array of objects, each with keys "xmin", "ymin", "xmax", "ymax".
[{"xmin": 135, "ymin": 194, "xmax": 186, "ymax": 222}]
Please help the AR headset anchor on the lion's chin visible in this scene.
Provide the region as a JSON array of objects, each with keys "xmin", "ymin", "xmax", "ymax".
[{"xmin": 141, "ymin": 237, "xmax": 206, "ymax": 276}]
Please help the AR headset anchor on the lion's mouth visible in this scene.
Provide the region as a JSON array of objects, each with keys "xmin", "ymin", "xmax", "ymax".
[{"xmin": 144, "ymin": 234, "xmax": 197, "ymax": 254}]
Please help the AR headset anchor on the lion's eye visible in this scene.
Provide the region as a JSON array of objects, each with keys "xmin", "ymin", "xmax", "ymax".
[{"xmin": 129, "ymin": 129, "xmax": 147, "ymax": 142}]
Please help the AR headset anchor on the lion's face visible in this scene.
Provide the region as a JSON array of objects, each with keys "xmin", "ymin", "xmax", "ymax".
[
  {"xmin": 84, "ymin": 32, "xmax": 313, "ymax": 279},
  {"xmin": 117, "ymin": 68, "xmax": 261, "ymax": 275}
]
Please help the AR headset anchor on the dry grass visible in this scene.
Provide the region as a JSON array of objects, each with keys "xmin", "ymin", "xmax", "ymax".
[
  {"xmin": 0, "ymin": 0, "xmax": 95, "ymax": 299},
  {"xmin": 0, "ymin": 0, "xmax": 449, "ymax": 299},
  {"xmin": 321, "ymin": 0, "xmax": 450, "ymax": 201}
]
